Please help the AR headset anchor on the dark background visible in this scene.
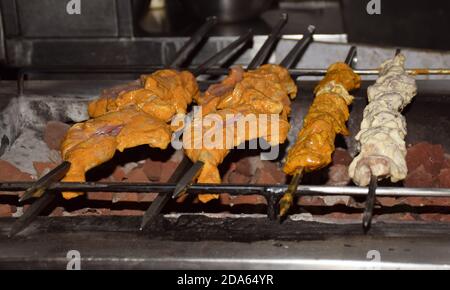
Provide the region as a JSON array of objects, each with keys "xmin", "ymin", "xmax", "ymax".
[
  {"xmin": 0, "ymin": 0, "xmax": 449, "ymax": 71},
  {"xmin": 136, "ymin": 0, "xmax": 450, "ymax": 50}
]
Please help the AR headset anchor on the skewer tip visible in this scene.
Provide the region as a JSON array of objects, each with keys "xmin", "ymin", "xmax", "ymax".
[
  {"xmin": 307, "ymin": 25, "xmax": 316, "ymax": 34},
  {"xmin": 18, "ymin": 188, "xmax": 42, "ymax": 202},
  {"xmin": 362, "ymin": 175, "xmax": 378, "ymax": 232},
  {"xmin": 172, "ymin": 183, "xmax": 188, "ymax": 199},
  {"xmin": 278, "ymin": 200, "xmax": 292, "ymax": 221},
  {"xmin": 278, "ymin": 169, "xmax": 303, "ymax": 219},
  {"xmin": 8, "ymin": 226, "xmax": 21, "ymax": 238}
]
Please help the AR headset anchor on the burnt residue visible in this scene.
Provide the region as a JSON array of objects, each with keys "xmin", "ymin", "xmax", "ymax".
[{"xmin": 2, "ymin": 215, "xmax": 450, "ymax": 243}]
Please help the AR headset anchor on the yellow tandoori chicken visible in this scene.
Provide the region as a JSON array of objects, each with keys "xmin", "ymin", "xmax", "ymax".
[
  {"xmin": 88, "ymin": 69, "xmax": 198, "ymax": 121},
  {"xmin": 183, "ymin": 64, "xmax": 297, "ymax": 203},
  {"xmin": 60, "ymin": 69, "xmax": 199, "ymax": 199},
  {"xmin": 283, "ymin": 63, "xmax": 361, "ymax": 175}
]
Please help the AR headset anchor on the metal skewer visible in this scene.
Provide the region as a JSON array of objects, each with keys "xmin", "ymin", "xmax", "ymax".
[
  {"xmin": 171, "ymin": 160, "xmax": 205, "ymax": 199},
  {"xmin": 362, "ymin": 48, "xmax": 403, "ymax": 232},
  {"xmin": 247, "ymin": 13, "xmax": 288, "ymax": 70},
  {"xmin": 169, "ymin": 16, "xmax": 218, "ymax": 69},
  {"xmin": 170, "ymin": 19, "xmax": 295, "ymax": 201},
  {"xmin": 19, "ymin": 161, "xmax": 71, "ymax": 202},
  {"xmin": 10, "ymin": 19, "xmax": 223, "ymax": 237},
  {"xmin": 363, "ymin": 175, "xmax": 377, "ymax": 232},
  {"xmin": 279, "ymin": 45, "xmax": 358, "ymax": 219},
  {"xmin": 279, "ymin": 168, "xmax": 303, "ymax": 218},
  {"xmin": 9, "ymin": 161, "xmax": 71, "ymax": 236},
  {"xmin": 140, "ymin": 28, "xmax": 256, "ymax": 230},
  {"xmin": 279, "ymin": 25, "xmax": 315, "ymax": 68},
  {"xmin": 170, "ymin": 24, "xmax": 316, "ymax": 210},
  {"xmin": 140, "ymin": 158, "xmax": 191, "ymax": 230},
  {"xmin": 191, "ymin": 30, "xmax": 253, "ymax": 76},
  {"xmin": 3, "ymin": 182, "xmax": 450, "ymax": 197}
]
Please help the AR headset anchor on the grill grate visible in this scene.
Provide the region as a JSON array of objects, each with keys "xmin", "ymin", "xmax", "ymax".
[{"xmin": 2, "ymin": 15, "xmax": 450, "ymax": 237}]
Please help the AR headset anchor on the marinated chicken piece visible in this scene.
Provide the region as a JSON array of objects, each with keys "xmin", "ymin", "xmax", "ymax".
[
  {"xmin": 195, "ymin": 66, "xmax": 244, "ymax": 115},
  {"xmin": 348, "ymin": 54, "xmax": 417, "ymax": 186},
  {"xmin": 283, "ymin": 63, "xmax": 360, "ymax": 175},
  {"xmin": 88, "ymin": 69, "xmax": 199, "ymax": 120},
  {"xmin": 60, "ymin": 69, "xmax": 199, "ymax": 199},
  {"xmin": 61, "ymin": 108, "xmax": 171, "ymax": 199},
  {"xmin": 184, "ymin": 64, "xmax": 297, "ymax": 203}
]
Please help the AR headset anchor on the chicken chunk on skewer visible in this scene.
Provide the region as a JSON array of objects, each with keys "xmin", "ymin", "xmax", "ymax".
[
  {"xmin": 283, "ymin": 63, "xmax": 361, "ymax": 175},
  {"xmin": 348, "ymin": 54, "xmax": 417, "ymax": 186},
  {"xmin": 183, "ymin": 64, "xmax": 297, "ymax": 203},
  {"xmin": 60, "ymin": 69, "xmax": 199, "ymax": 199},
  {"xmin": 88, "ymin": 69, "xmax": 199, "ymax": 120},
  {"xmin": 61, "ymin": 108, "xmax": 172, "ymax": 199}
]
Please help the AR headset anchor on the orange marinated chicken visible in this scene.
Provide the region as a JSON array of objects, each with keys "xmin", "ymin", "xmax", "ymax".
[
  {"xmin": 61, "ymin": 108, "xmax": 172, "ymax": 199},
  {"xmin": 60, "ymin": 69, "xmax": 199, "ymax": 199},
  {"xmin": 184, "ymin": 64, "xmax": 297, "ymax": 202},
  {"xmin": 283, "ymin": 63, "xmax": 360, "ymax": 175},
  {"xmin": 194, "ymin": 66, "xmax": 244, "ymax": 115},
  {"xmin": 88, "ymin": 69, "xmax": 199, "ymax": 121}
]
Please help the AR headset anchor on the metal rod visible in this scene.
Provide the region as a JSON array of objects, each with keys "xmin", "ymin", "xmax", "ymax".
[
  {"xmin": 169, "ymin": 16, "xmax": 218, "ymax": 69},
  {"xmin": 140, "ymin": 157, "xmax": 193, "ymax": 230},
  {"xmin": 266, "ymin": 192, "xmax": 279, "ymax": 220},
  {"xmin": 3, "ymin": 182, "xmax": 450, "ymax": 198},
  {"xmin": 191, "ymin": 30, "xmax": 253, "ymax": 76},
  {"xmin": 363, "ymin": 175, "xmax": 377, "ymax": 232},
  {"xmin": 19, "ymin": 161, "xmax": 71, "ymax": 202},
  {"xmin": 279, "ymin": 168, "xmax": 303, "ymax": 219},
  {"xmin": 16, "ymin": 67, "xmax": 450, "ymax": 77},
  {"xmin": 247, "ymin": 13, "xmax": 288, "ymax": 70},
  {"xmin": 279, "ymin": 25, "xmax": 315, "ymax": 68},
  {"xmin": 172, "ymin": 160, "xmax": 204, "ymax": 199},
  {"xmin": 8, "ymin": 192, "xmax": 56, "ymax": 237},
  {"xmin": 345, "ymin": 46, "xmax": 357, "ymax": 67}
]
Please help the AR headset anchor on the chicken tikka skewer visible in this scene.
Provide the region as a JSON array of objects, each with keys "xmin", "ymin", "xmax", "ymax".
[{"xmin": 280, "ymin": 50, "xmax": 361, "ymax": 217}]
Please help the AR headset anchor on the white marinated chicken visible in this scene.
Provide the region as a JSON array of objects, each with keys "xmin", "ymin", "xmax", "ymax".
[{"xmin": 348, "ymin": 54, "xmax": 417, "ymax": 186}]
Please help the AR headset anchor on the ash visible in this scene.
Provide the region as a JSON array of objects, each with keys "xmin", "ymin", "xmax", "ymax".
[{"xmin": 1, "ymin": 128, "xmax": 61, "ymax": 176}]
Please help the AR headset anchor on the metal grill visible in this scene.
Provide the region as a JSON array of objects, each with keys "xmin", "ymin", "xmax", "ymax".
[{"xmin": 1, "ymin": 14, "xmax": 450, "ymax": 240}]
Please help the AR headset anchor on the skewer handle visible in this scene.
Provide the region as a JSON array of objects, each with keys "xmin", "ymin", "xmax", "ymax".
[
  {"xmin": 247, "ymin": 13, "xmax": 288, "ymax": 70},
  {"xmin": 345, "ymin": 46, "xmax": 357, "ymax": 67},
  {"xmin": 192, "ymin": 30, "xmax": 253, "ymax": 76},
  {"xmin": 169, "ymin": 16, "xmax": 218, "ymax": 69},
  {"xmin": 9, "ymin": 193, "xmax": 56, "ymax": 237},
  {"xmin": 279, "ymin": 25, "xmax": 315, "ymax": 68}
]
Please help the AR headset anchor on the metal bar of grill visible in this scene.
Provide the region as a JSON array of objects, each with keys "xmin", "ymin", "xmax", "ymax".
[
  {"xmin": 2, "ymin": 182, "xmax": 450, "ymax": 198},
  {"xmin": 168, "ymin": 16, "xmax": 218, "ymax": 69},
  {"xmin": 14, "ymin": 67, "xmax": 450, "ymax": 76}
]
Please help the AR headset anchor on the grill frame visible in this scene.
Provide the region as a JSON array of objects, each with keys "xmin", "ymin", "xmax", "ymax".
[{"xmin": 2, "ymin": 34, "xmax": 450, "ymax": 237}]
